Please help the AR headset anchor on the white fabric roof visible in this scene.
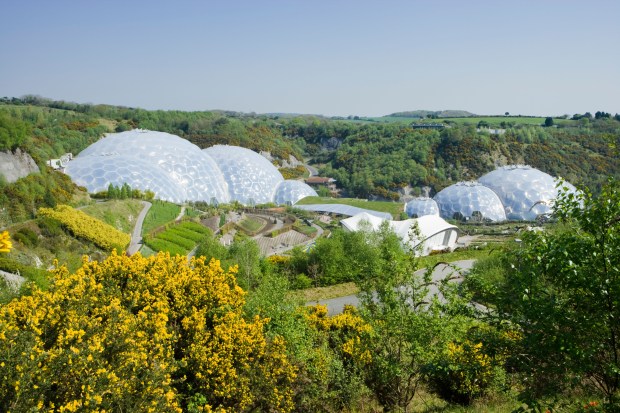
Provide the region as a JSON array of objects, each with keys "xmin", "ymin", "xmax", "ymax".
[{"xmin": 340, "ymin": 213, "xmax": 459, "ymax": 254}]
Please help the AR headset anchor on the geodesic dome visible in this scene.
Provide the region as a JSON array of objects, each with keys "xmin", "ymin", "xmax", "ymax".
[
  {"xmin": 274, "ymin": 180, "xmax": 318, "ymax": 205},
  {"xmin": 405, "ymin": 197, "xmax": 440, "ymax": 218},
  {"xmin": 204, "ymin": 145, "xmax": 284, "ymax": 205},
  {"xmin": 64, "ymin": 154, "xmax": 187, "ymax": 203},
  {"xmin": 71, "ymin": 129, "xmax": 230, "ymax": 203},
  {"xmin": 478, "ymin": 165, "xmax": 575, "ymax": 221},
  {"xmin": 433, "ymin": 181, "xmax": 507, "ymax": 222},
  {"xmin": 65, "ymin": 130, "xmax": 318, "ymax": 205}
]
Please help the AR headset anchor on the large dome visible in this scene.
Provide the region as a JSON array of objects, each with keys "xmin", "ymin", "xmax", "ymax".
[
  {"xmin": 76, "ymin": 129, "xmax": 230, "ymax": 203},
  {"xmin": 405, "ymin": 197, "xmax": 439, "ymax": 218},
  {"xmin": 64, "ymin": 130, "xmax": 318, "ymax": 205},
  {"xmin": 64, "ymin": 154, "xmax": 187, "ymax": 203},
  {"xmin": 433, "ymin": 181, "xmax": 507, "ymax": 222},
  {"xmin": 274, "ymin": 180, "xmax": 318, "ymax": 205},
  {"xmin": 478, "ymin": 165, "xmax": 575, "ymax": 220},
  {"xmin": 204, "ymin": 145, "xmax": 284, "ymax": 205}
]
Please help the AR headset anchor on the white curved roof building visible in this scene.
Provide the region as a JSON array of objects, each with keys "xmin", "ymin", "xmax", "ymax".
[
  {"xmin": 405, "ymin": 197, "xmax": 440, "ymax": 218},
  {"xmin": 478, "ymin": 165, "xmax": 576, "ymax": 221},
  {"xmin": 433, "ymin": 181, "xmax": 507, "ymax": 222},
  {"xmin": 64, "ymin": 130, "xmax": 316, "ymax": 205},
  {"xmin": 341, "ymin": 212, "xmax": 459, "ymax": 256}
]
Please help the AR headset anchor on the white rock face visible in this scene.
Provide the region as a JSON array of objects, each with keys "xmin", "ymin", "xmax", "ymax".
[{"xmin": 0, "ymin": 149, "xmax": 40, "ymax": 183}]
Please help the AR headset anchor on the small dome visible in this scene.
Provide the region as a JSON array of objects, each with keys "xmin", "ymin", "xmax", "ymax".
[
  {"xmin": 433, "ymin": 181, "xmax": 506, "ymax": 222},
  {"xmin": 405, "ymin": 197, "xmax": 439, "ymax": 218},
  {"xmin": 274, "ymin": 180, "xmax": 318, "ymax": 205}
]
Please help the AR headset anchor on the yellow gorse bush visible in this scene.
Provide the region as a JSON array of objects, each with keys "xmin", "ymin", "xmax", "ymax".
[
  {"xmin": 0, "ymin": 251, "xmax": 296, "ymax": 412},
  {"xmin": 0, "ymin": 231, "xmax": 12, "ymax": 253},
  {"xmin": 305, "ymin": 304, "xmax": 372, "ymax": 364},
  {"xmin": 38, "ymin": 204, "xmax": 130, "ymax": 251}
]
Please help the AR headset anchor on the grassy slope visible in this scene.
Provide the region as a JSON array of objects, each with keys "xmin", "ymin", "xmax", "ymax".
[{"xmin": 80, "ymin": 199, "xmax": 144, "ymax": 233}]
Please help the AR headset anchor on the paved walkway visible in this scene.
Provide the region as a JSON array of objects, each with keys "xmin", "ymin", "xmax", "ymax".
[
  {"xmin": 127, "ymin": 201, "xmax": 152, "ymax": 256},
  {"xmin": 310, "ymin": 259, "xmax": 476, "ymax": 315}
]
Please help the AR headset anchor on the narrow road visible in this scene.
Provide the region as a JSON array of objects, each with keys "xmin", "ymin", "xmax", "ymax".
[
  {"xmin": 310, "ymin": 259, "xmax": 476, "ymax": 315},
  {"xmin": 126, "ymin": 201, "xmax": 152, "ymax": 256}
]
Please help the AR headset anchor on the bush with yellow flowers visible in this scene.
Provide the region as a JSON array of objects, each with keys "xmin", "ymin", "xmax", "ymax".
[
  {"xmin": 38, "ymin": 205, "xmax": 130, "ymax": 251},
  {"xmin": 0, "ymin": 231, "xmax": 11, "ymax": 253},
  {"xmin": 0, "ymin": 251, "xmax": 296, "ymax": 412}
]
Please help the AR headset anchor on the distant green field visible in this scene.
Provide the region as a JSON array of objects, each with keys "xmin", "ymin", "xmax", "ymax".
[
  {"xmin": 296, "ymin": 196, "xmax": 403, "ymax": 218},
  {"xmin": 344, "ymin": 115, "xmax": 576, "ymax": 128}
]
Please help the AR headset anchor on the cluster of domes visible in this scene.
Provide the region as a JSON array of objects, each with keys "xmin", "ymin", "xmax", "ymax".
[
  {"xmin": 64, "ymin": 130, "xmax": 317, "ymax": 205},
  {"xmin": 405, "ymin": 165, "xmax": 577, "ymax": 222}
]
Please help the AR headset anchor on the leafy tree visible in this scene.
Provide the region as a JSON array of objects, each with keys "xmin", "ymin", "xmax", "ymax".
[
  {"xmin": 544, "ymin": 116, "xmax": 554, "ymax": 127},
  {"xmin": 356, "ymin": 223, "xmax": 463, "ymax": 412},
  {"xmin": 488, "ymin": 180, "xmax": 620, "ymax": 409}
]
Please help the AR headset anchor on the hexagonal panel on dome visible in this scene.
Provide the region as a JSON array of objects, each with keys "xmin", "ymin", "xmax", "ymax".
[
  {"xmin": 274, "ymin": 180, "xmax": 318, "ymax": 205},
  {"xmin": 478, "ymin": 165, "xmax": 575, "ymax": 221},
  {"xmin": 64, "ymin": 154, "xmax": 187, "ymax": 203},
  {"xmin": 433, "ymin": 181, "xmax": 506, "ymax": 222},
  {"xmin": 204, "ymin": 145, "xmax": 284, "ymax": 205},
  {"xmin": 78, "ymin": 130, "xmax": 230, "ymax": 203},
  {"xmin": 405, "ymin": 197, "xmax": 440, "ymax": 218}
]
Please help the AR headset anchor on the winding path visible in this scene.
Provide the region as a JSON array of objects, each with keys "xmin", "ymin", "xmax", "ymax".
[{"xmin": 126, "ymin": 201, "xmax": 152, "ymax": 256}]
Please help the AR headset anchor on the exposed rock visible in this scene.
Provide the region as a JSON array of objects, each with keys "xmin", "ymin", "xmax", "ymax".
[{"xmin": 0, "ymin": 149, "xmax": 39, "ymax": 183}]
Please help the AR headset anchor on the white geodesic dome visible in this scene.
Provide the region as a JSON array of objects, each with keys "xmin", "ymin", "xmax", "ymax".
[
  {"xmin": 204, "ymin": 145, "xmax": 284, "ymax": 205},
  {"xmin": 405, "ymin": 197, "xmax": 440, "ymax": 218},
  {"xmin": 478, "ymin": 165, "xmax": 576, "ymax": 221},
  {"xmin": 65, "ymin": 130, "xmax": 319, "ymax": 205},
  {"xmin": 71, "ymin": 129, "xmax": 230, "ymax": 203},
  {"xmin": 64, "ymin": 154, "xmax": 187, "ymax": 203},
  {"xmin": 433, "ymin": 181, "xmax": 507, "ymax": 222},
  {"xmin": 274, "ymin": 180, "xmax": 318, "ymax": 205}
]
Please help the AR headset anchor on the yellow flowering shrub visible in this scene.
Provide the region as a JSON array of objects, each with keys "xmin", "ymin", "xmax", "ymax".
[
  {"xmin": 305, "ymin": 304, "xmax": 372, "ymax": 365},
  {"xmin": 38, "ymin": 204, "xmax": 130, "ymax": 251},
  {"xmin": 0, "ymin": 231, "xmax": 11, "ymax": 253},
  {"xmin": 0, "ymin": 251, "xmax": 296, "ymax": 412}
]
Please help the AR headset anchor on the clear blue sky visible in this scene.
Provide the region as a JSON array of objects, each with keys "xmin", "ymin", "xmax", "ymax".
[{"xmin": 1, "ymin": 0, "xmax": 618, "ymax": 117}]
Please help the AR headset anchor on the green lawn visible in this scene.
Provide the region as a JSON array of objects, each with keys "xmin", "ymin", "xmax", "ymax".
[
  {"xmin": 295, "ymin": 196, "xmax": 403, "ymax": 218},
  {"xmin": 141, "ymin": 201, "xmax": 181, "ymax": 235},
  {"xmin": 80, "ymin": 199, "xmax": 144, "ymax": 233},
  {"xmin": 236, "ymin": 216, "xmax": 265, "ymax": 233}
]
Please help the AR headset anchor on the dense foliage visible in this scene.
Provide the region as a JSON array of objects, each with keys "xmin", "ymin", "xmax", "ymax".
[
  {"xmin": 0, "ymin": 252, "xmax": 297, "ymax": 412},
  {"xmin": 465, "ymin": 180, "xmax": 620, "ymax": 411}
]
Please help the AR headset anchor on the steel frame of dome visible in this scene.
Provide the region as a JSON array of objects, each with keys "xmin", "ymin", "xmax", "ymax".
[{"xmin": 433, "ymin": 181, "xmax": 507, "ymax": 222}]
